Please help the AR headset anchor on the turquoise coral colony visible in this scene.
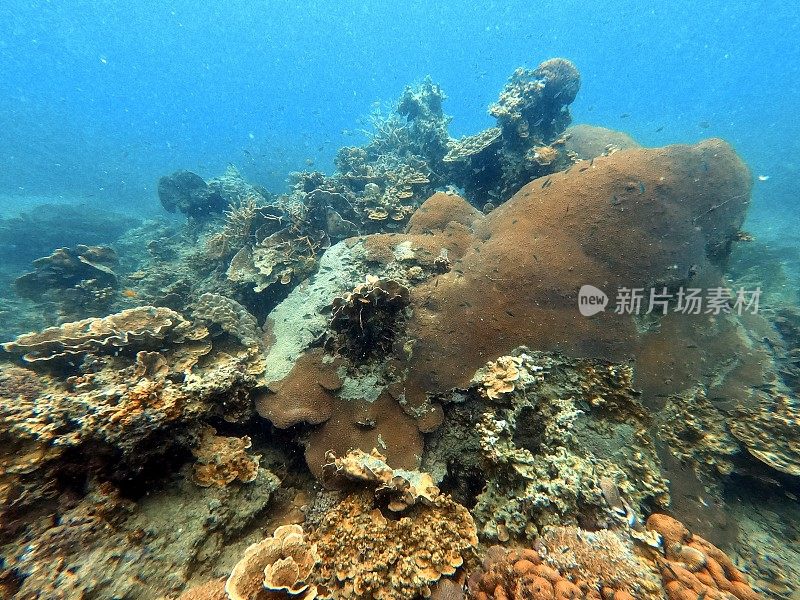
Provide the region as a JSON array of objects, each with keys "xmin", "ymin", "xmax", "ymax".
[{"xmin": 0, "ymin": 58, "xmax": 798, "ymax": 600}]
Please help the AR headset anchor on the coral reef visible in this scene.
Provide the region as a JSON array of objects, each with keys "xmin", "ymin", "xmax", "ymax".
[
  {"xmin": 447, "ymin": 58, "xmax": 580, "ymax": 204},
  {"xmin": 2, "ymin": 467, "xmax": 281, "ymax": 599},
  {"xmin": 657, "ymin": 387, "xmax": 740, "ymax": 489},
  {"xmin": 225, "ymin": 524, "xmax": 319, "ymax": 600},
  {"xmin": 192, "ymin": 426, "xmax": 261, "ymax": 488},
  {"xmin": 391, "ymin": 139, "xmax": 751, "ymax": 427},
  {"xmin": 467, "ymin": 350, "xmax": 668, "ymax": 541},
  {"xmin": 158, "ymin": 170, "xmax": 228, "ymax": 220},
  {"xmin": 537, "ymin": 526, "xmax": 663, "ymax": 596},
  {"xmin": 2, "ymin": 59, "xmax": 791, "ymax": 600},
  {"xmin": 254, "ymin": 349, "xmax": 340, "ymax": 428},
  {"xmin": 312, "ymin": 490, "xmax": 477, "ymax": 599}
]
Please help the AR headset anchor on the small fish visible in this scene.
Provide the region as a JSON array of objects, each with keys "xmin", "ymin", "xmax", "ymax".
[
  {"xmin": 589, "ymin": 158, "xmax": 594, "ymax": 167},
  {"xmin": 655, "ymin": 126, "xmax": 664, "ymax": 132},
  {"xmin": 121, "ymin": 289, "xmax": 138, "ymax": 298},
  {"xmin": 757, "ymin": 175, "xmax": 770, "ymax": 181},
  {"xmin": 541, "ymin": 178, "xmax": 552, "ymax": 189},
  {"xmin": 611, "ymin": 195, "xmax": 621, "ymax": 206},
  {"xmin": 699, "ymin": 120, "xmax": 710, "ymax": 129},
  {"xmin": 638, "ymin": 181, "xmax": 646, "ymax": 194},
  {"xmin": 620, "ymin": 113, "xmax": 630, "ymax": 119}
]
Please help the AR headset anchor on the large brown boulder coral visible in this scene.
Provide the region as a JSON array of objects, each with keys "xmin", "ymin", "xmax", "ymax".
[
  {"xmin": 260, "ymin": 139, "xmax": 753, "ymax": 476},
  {"xmin": 394, "ymin": 138, "xmax": 751, "ymax": 415}
]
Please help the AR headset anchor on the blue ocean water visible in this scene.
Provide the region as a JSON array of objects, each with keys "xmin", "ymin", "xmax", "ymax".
[{"xmin": 1, "ymin": 0, "xmax": 797, "ymax": 225}]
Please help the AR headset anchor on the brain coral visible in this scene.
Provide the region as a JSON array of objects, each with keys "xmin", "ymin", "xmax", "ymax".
[{"xmin": 313, "ymin": 490, "xmax": 478, "ymax": 599}]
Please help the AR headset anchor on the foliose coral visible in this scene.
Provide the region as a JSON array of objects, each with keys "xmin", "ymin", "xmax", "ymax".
[
  {"xmin": 225, "ymin": 524, "xmax": 319, "ymax": 600},
  {"xmin": 321, "ymin": 448, "xmax": 439, "ymax": 512},
  {"xmin": 2, "ymin": 305, "xmax": 207, "ymax": 365},
  {"xmin": 312, "ymin": 490, "xmax": 477, "ymax": 600}
]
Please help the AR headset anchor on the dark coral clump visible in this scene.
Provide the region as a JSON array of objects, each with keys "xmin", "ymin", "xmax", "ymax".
[
  {"xmin": 325, "ymin": 276, "xmax": 411, "ymax": 361},
  {"xmin": 158, "ymin": 170, "xmax": 227, "ymax": 221}
]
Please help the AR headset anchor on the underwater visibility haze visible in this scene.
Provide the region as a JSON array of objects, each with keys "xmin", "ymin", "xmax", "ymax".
[{"xmin": 1, "ymin": 1, "xmax": 799, "ymax": 599}]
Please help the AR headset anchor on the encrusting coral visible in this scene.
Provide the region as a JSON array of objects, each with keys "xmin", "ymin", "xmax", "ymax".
[
  {"xmin": 467, "ymin": 350, "xmax": 668, "ymax": 541},
  {"xmin": 321, "ymin": 448, "xmax": 439, "ymax": 512},
  {"xmin": 191, "ymin": 426, "xmax": 260, "ymax": 488}
]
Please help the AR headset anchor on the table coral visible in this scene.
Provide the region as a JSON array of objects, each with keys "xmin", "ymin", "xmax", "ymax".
[
  {"xmin": 729, "ymin": 393, "xmax": 800, "ymax": 477},
  {"xmin": 312, "ymin": 490, "xmax": 477, "ymax": 600}
]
